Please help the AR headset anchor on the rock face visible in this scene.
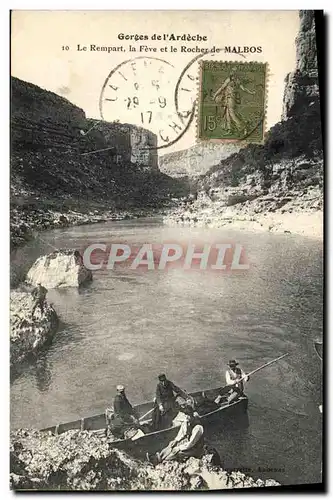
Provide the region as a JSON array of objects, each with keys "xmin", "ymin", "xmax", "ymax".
[
  {"xmin": 26, "ymin": 250, "xmax": 92, "ymax": 288},
  {"xmin": 165, "ymin": 10, "xmax": 323, "ymax": 237},
  {"xmin": 159, "ymin": 142, "xmax": 241, "ymax": 179},
  {"xmin": 10, "ymin": 429, "xmax": 280, "ymax": 491},
  {"xmin": 11, "ymin": 77, "xmax": 158, "ymax": 174},
  {"xmin": 10, "ymin": 292, "xmax": 58, "ymax": 365},
  {"xmin": 282, "ymin": 10, "xmax": 319, "ymax": 120},
  {"xmin": 85, "ymin": 119, "xmax": 158, "ymax": 172}
]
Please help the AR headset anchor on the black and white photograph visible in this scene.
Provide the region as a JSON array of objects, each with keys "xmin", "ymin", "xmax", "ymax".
[{"xmin": 9, "ymin": 9, "xmax": 324, "ymax": 491}]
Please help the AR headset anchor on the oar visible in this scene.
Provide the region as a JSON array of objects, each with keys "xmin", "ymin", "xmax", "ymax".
[
  {"xmin": 215, "ymin": 353, "xmax": 289, "ymax": 404},
  {"xmin": 139, "ymin": 407, "xmax": 154, "ymax": 422},
  {"xmin": 139, "ymin": 387, "xmax": 191, "ymax": 422}
]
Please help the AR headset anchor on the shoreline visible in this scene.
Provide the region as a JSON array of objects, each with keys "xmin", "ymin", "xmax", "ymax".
[
  {"xmin": 10, "ymin": 203, "xmax": 167, "ymax": 252},
  {"xmin": 164, "ymin": 209, "xmax": 323, "ymax": 241}
]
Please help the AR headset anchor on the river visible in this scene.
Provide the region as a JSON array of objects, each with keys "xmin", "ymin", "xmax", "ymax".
[{"xmin": 10, "ymin": 218, "xmax": 323, "ymax": 486}]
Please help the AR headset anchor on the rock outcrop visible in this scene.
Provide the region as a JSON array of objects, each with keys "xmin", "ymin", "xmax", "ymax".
[
  {"xmin": 164, "ymin": 10, "xmax": 323, "ymax": 238},
  {"xmin": 282, "ymin": 10, "xmax": 319, "ymax": 120},
  {"xmin": 10, "ymin": 291, "xmax": 58, "ymax": 365},
  {"xmin": 26, "ymin": 250, "xmax": 92, "ymax": 289},
  {"xmin": 10, "ymin": 429, "xmax": 280, "ymax": 491}
]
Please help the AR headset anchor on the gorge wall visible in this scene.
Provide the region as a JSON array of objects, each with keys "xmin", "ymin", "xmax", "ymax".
[
  {"xmin": 11, "ymin": 77, "xmax": 161, "ymax": 201},
  {"xmin": 282, "ymin": 10, "xmax": 319, "ymax": 120},
  {"xmin": 159, "ymin": 142, "xmax": 241, "ymax": 179},
  {"xmin": 11, "ymin": 77, "xmax": 186, "ymax": 247}
]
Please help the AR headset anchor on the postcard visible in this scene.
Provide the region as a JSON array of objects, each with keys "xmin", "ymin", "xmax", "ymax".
[{"xmin": 10, "ymin": 10, "xmax": 323, "ymax": 491}]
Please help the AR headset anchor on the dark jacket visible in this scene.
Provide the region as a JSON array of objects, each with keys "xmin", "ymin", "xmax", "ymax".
[
  {"xmin": 156, "ymin": 380, "xmax": 184, "ymax": 406},
  {"xmin": 113, "ymin": 393, "xmax": 135, "ymax": 419}
]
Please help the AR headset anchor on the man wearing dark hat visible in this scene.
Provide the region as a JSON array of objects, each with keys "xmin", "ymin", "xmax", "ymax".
[
  {"xmin": 152, "ymin": 374, "xmax": 187, "ymax": 430},
  {"xmin": 225, "ymin": 359, "xmax": 249, "ymax": 402}
]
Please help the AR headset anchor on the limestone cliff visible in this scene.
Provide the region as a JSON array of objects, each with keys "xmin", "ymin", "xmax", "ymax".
[
  {"xmin": 159, "ymin": 142, "xmax": 241, "ymax": 179},
  {"xmin": 165, "ymin": 10, "xmax": 323, "ymax": 238},
  {"xmin": 282, "ymin": 10, "xmax": 319, "ymax": 120}
]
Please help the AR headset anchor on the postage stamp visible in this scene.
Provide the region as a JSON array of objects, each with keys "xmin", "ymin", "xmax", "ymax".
[{"xmin": 197, "ymin": 61, "xmax": 268, "ymax": 143}]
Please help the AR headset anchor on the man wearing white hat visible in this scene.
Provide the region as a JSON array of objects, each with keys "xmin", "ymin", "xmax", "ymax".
[
  {"xmin": 110, "ymin": 385, "xmax": 140, "ymax": 439},
  {"xmin": 113, "ymin": 385, "xmax": 138, "ymax": 425}
]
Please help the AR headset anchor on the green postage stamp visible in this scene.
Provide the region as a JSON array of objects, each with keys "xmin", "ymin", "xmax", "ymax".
[{"xmin": 197, "ymin": 61, "xmax": 268, "ymax": 143}]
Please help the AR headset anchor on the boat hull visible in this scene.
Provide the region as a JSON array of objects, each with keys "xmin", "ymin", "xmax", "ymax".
[{"xmin": 41, "ymin": 386, "xmax": 248, "ymax": 458}]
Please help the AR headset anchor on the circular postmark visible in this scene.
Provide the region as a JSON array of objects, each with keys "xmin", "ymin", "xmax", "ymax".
[{"xmin": 99, "ymin": 56, "xmax": 194, "ymax": 151}]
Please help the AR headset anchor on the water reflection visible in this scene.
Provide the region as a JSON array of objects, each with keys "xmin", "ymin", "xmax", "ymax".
[{"xmin": 33, "ymin": 355, "xmax": 52, "ymax": 393}]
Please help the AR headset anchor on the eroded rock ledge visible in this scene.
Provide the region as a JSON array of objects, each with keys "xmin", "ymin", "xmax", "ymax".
[
  {"xmin": 10, "ymin": 291, "xmax": 58, "ymax": 365},
  {"xmin": 10, "ymin": 429, "xmax": 280, "ymax": 491}
]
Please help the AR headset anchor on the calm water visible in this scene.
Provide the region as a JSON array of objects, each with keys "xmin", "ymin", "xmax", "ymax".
[{"xmin": 10, "ymin": 218, "xmax": 323, "ymax": 485}]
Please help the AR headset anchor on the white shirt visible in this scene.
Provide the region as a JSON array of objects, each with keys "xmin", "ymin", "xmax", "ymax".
[
  {"xmin": 177, "ymin": 424, "xmax": 204, "ymax": 451},
  {"xmin": 225, "ymin": 368, "xmax": 248, "ymax": 386},
  {"xmin": 173, "ymin": 413, "xmax": 203, "ymax": 451}
]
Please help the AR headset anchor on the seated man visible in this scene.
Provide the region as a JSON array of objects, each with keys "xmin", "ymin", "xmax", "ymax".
[
  {"xmin": 225, "ymin": 359, "xmax": 249, "ymax": 403},
  {"xmin": 152, "ymin": 374, "xmax": 188, "ymax": 430},
  {"xmin": 111, "ymin": 385, "xmax": 139, "ymax": 438},
  {"xmin": 148, "ymin": 405, "xmax": 204, "ymax": 464}
]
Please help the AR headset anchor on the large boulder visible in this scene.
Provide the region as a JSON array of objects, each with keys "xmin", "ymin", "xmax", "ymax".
[
  {"xmin": 10, "ymin": 291, "xmax": 58, "ymax": 365},
  {"xmin": 26, "ymin": 249, "xmax": 92, "ymax": 288}
]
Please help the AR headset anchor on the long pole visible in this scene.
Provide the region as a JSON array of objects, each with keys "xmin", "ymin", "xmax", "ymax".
[{"xmin": 239, "ymin": 352, "xmax": 289, "ymax": 382}]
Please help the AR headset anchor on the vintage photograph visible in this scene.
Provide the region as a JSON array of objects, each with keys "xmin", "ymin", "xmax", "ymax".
[{"xmin": 10, "ymin": 10, "xmax": 323, "ymax": 491}]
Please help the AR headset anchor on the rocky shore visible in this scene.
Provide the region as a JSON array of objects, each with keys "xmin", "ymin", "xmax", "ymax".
[
  {"xmin": 10, "ymin": 201, "xmax": 162, "ymax": 249},
  {"xmin": 10, "ymin": 429, "xmax": 280, "ymax": 491},
  {"xmin": 10, "ymin": 291, "xmax": 58, "ymax": 366},
  {"xmin": 164, "ymin": 162, "xmax": 323, "ymax": 239}
]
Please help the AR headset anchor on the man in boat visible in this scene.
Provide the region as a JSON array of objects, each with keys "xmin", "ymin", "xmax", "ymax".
[
  {"xmin": 148, "ymin": 405, "xmax": 205, "ymax": 464},
  {"xmin": 31, "ymin": 282, "xmax": 48, "ymax": 317},
  {"xmin": 225, "ymin": 359, "xmax": 249, "ymax": 402},
  {"xmin": 111, "ymin": 385, "xmax": 140, "ymax": 438},
  {"xmin": 152, "ymin": 374, "xmax": 188, "ymax": 429}
]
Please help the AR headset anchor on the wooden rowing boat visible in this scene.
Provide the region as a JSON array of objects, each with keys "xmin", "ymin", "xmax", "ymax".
[
  {"xmin": 314, "ymin": 340, "xmax": 323, "ymax": 361},
  {"xmin": 41, "ymin": 385, "xmax": 248, "ymax": 459}
]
